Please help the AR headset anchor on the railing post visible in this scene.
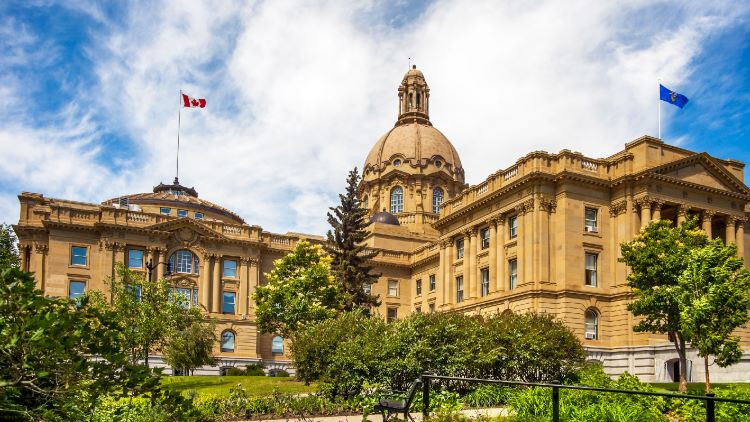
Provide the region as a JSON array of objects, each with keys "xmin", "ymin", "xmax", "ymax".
[
  {"xmin": 552, "ymin": 380, "xmax": 561, "ymax": 422},
  {"xmin": 422, "ymin": 374, "xmax": 430, "ymax": 419},
  {"xmin": 705, "ymin": 392, "xmax": 715, "ymax": 422}
]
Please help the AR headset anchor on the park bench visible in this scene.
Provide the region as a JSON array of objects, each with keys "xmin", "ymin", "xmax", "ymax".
[{"xmin": 374, "ymin": 378, "xmax": 421, "ymax": 422}]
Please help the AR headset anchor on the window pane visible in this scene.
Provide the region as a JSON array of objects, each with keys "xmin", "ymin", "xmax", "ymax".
[
  {"xmin": 223, "ymin": 260, "xmax": 237, "ymax": 278},
  {"xmin": 192, "ymin": 288, "xmax": 199, "ymax": 305},
  {"xmin": 71, "ymin": 246, "xmax": 87, "ymax": 266},
  {"xmin": 223, "ymin": 292, "xmax": 236, "ymax": 314},
  {"xmin": 174, "ymin": 250, "xmax": 193, "ymax": 273},
  {"xmin": 160, "ymin": 207, "xmax": 171, "ymax": 215},
  {"xmin": 128, "ymin": 249, "xmax": 144, "ymax": 268},
  {"xmin": 509, "ymin": 260, "xmax": 518, "ymax": 289},
  {"xmin": 69, "ymin": 281, "xmax": 86, "ymax": 300},
  {"xmin": 221, "ymin": 331, "xmax": 235, "ymax": 352},
  {"xmin": 388, "ymin": 280, "xmax": 398, "ymax": 297},
  {"xmin": 432, "ymin": 188, "xmax": 444, "ymax": 214},
  {"xmin": 390, "ymin": 187, "xmax": 403, "ymax": 214},
  {"xmin": 177, "ymin": 209, "xmax": 188, "ymax": 217},
  {"xmin": 429, "ymin": 303, "xmax": 435, "ymax": 313},
  {"xmin": 585, "ymin": 253, "xmax": 598, "ymax": 286},
  {"xmin": 481, "ymin": 268, "xmax": 490, "ymax": 296},
  {"xmin": 129, "ymin": 285, "xmax": 142, "ymax": 302},
  {"xmin": 174, "ymin": 287, "xmax": 191, "ymax": 308},
  {"xmin": 194, "ymin": 212, "xmax": 204, "ymax": 219},
  {"xmin": 481, "ymin": 228, "xmax": 490, "ymax": 249},
  {"xmin": 585, "ymin": 310, "xmax": 598, "ymax": 339},
  {"xmin": 509, "ymin": 216, "xmax": 518, "ymax": 238},
  {"xmin": 363, "ymin": 283, "xmax": 372, "ymax": 294},
  {"xmin": 456, "ymin": 239, "xmax": 464, "ymax": 259},
  {"xmin": 429, "ymin": 274, "xmax": 436, "ymax": 291},
  {"xmin": 272, "ymin": 336, "xmax": 284, "ymax": 354},
  {"xmin": 456, "ymin": 276, "xmax": 464, "ymax": 303},
  {"xmin": 585, "ymin": 208, "xmax": 598, "ymax": 231},
  {"xmin": 387, "ymin": 307, "xmax": 398, "ymax": 323},
  {"xmin": 416, "ymin": 279, "xmax": 422, "ymax": 295}
]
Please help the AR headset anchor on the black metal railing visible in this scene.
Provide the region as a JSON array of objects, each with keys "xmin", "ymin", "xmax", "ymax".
[{"xmin": 420, "ymin": 374, "xmax": 750, "ymax": 422}]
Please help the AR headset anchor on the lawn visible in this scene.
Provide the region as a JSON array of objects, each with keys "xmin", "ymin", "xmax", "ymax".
[
  {"xmin": 651, "ymin": 382, "xmax": 750, "ymax": 395},
  {"xmin": 162, "ymin": 375, "xmax": 317, "ymax": 397}
]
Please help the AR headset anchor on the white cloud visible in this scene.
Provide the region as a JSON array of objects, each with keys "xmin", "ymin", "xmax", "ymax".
[{"xmin": 0, "ymin": 0, "xmax": 747, "ymax": 233}]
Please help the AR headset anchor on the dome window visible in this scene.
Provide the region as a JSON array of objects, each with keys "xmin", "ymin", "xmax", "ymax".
[
  {"xmin": 432, "ymin": 188, "xmax": 444, "ymax": 214},
  {"xmin": 390, "ymin": 187, "xmax": 403, "ymax": 214},
  {"xmin": 435, "ymin": 160, "xmax": 442, "ymax": 168},
  {"xmin": 393, "ymin": 159, "xmax": 401, "ymax": 167}
]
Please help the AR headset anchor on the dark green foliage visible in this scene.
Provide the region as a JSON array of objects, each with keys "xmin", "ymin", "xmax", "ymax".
[
  {"xmin": 325, "ymin": 168, "xmax": 380, "ymax": 312},
  {"xmin": 0, "ymin": 224, "xmax": 19, "ymax": 269},
  {"xmin": 162, "ymin": 320, "xmax": 217, "ymax": 376},
  {"xmin": 273, "ymin": 370, "xmax": 290, "ymax": 377},
  {"xmin": 223, "ymin": 364, "xmax": 267, "ymax": 376},
  {"xmin": 0, "ymin": 267, "xmax": 186, "ymax": 421},
  {"xmin": 291, "ymin": 311, "xmax": 584, "ymax": 399}
]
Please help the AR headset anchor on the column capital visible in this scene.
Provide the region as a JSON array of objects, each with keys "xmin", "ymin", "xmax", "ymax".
[
  {"xmin": 538, "ymin": 196, "xmax": 557, "ymax": 213},
  {"xmin": 609, "ymin": 200, "xmax": 627, "ymax": 217},
  {"xmin": 652, "ymin": 199, "xmax": 665, "ymax": 210},
  {"xmin": 726, "ymin": 215, "xmax": 739, "ymax": 225},
  {"xmin": 677, "ymin": 203, "xmax": 689, "ymax": 216},
  {"xmin": 635, "ymin": 196, "xmax": 653, "ymax": 209},
  {"xmin": 33, "ymin": 242, "xmax": 48, "ymax": 254},
  {"xmin": 702, "ymin": 210, "xmax": 716, "ymax": 221}
]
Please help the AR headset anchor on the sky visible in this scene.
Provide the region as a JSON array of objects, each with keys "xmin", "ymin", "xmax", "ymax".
[{"xmin": 1, "ymin": 0, "xmax": 749, "ymax": 235}]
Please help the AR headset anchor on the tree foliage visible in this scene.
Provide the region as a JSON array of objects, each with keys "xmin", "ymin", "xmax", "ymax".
[
  {"xmin": 325, "ymin": 168, "xmax": 380, "ymax": 312},
  {"xmin": 94, "ymin": 264, "xmax": 207, "ymax": 368},
  {"xmin": 291, "ymin": 311, "xmax": 585, "ymax": 399},
  {"xmin": 254, "ymin": 240, "xmax": 344, "ymax": 338},
  {"xmin": 0, "ymin": 267, "xmax": 166, "ymax": 421},
  {"xmin": 678, "ymin": 239, "xmax": 750, "ymax": 392},
  {"xmin": 0, "ymin": 224, "xmax": 19, "ymax": 269},
  {"xmin": 620, "ymin": 218, "xmax": 708, "ymax": 392},
  {"xmin": 162, "ymin": 320, "xmax": 218, "ymax": 376}
]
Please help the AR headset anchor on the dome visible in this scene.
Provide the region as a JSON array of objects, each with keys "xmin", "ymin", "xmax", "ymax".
[
  {"xmin": 104, "ymin": 178, "xmax": 245, "ymax": 224},
  {"xmin": 364, "ymin": 123, "xmax": 463, "ymax": 176},
  {"xmin": 369, "ymin": 211, "xmax": 400, "ymax": 225}
]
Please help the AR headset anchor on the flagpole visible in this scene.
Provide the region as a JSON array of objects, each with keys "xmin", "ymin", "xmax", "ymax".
[
  {"xmin": 176, "ymin": 90, "xmax": 182, "ymax": 183},
  {"xmin": 657, "ymin": 79, "xmax": 661, "ymax": 140}
]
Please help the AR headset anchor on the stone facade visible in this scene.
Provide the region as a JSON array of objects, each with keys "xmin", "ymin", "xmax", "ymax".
[{"xmin": 13, "ymin": 67, "xmax": 750, "ymax": 381}]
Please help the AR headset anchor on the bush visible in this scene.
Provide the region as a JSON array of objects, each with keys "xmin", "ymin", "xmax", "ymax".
[
  {"xmin": 273, "ymin": 369, "xmax": 291, "ymax": 377},
  {"xmin": 245, "ymin": 363, "xmax": 266, "ymax": 376},
  {"xmin": 669, "ymin": 385, "xmax": 750, "ymax": 422},
  {"xmin": 291, "ymin": 311, "xmax": 584, "ymax": 399}
]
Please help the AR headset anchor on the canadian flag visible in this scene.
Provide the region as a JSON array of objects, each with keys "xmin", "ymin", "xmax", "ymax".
[{"xmin": 181, "ymin": 92, "xmax": 206, "ymax": 108}]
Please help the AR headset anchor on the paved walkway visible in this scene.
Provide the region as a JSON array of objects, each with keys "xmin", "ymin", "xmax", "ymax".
[{"xmin": 241, "ymin": 407, "xmax": 509, "ymax": 422}]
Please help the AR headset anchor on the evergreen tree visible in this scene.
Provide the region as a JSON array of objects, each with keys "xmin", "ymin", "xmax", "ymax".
[
  {"xmin": 325, "ymin": 168, "xmax": 380, "ymax": 312},
  {"xmin": 0, "ymin": 224, "xmax": 19, "ymax": 269}
]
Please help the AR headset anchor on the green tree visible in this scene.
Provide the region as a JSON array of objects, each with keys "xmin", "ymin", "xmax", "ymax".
[
  {"xmin": 325, "ymin": 168, "xmax": 380, "ymax": 312},
  {"xmin": 254, "ymin": 239, "xmax": 344, "ymax": 338},
  {"xmin": 0, "ymin": 224, "xmax": 19, "ymax": 269},
  {"xmin": 678, "ymin": 239, "xmax": 750, "ymax": 393},
  {"xmin": 96, "ymin": 264, "xmax": 206, "ymax": 368},
  {"xmin": 162, "ymin": 320, "xmax": 217, "ymax": 376},
  {"xmin": 620, "ymin": 219, "xmax": 708, "ymax": 392},
  {"xmin": 0, "ymin": 267, "xmax": 164, "ymax": 420}
]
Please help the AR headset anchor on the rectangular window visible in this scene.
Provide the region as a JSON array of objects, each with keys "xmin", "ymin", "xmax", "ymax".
[
  {"xmin": 509, "ymin": 216, "xmax": 518, "ymax": 239},
  {"xmin": 388, "ymin": 280, "xmax": 399, "ymax": 297},
  {"xmin": 223, "ymin": 259, "xmax": 238, "ymax": 278},
  {"xmin": 177, "ymin": 209, "xmax": 188, "ymax": 218},
  {"xmin": 480, "ymin": 227, "xmax": 490, "ymax": 249},
  {"xmin": 192, "ymin": 288, "xmax": 199, "ymax": 306},
  {"xmin": 456, "ymin": 238, "xmax": 464, "ymax": 259},
  {"xmin": 129, "ymin": 284, "xmax": 142, "ymax": 302},
  {"xmin": 456, "ymin": 276, "xmax": 464, "ymax": 303},
  {"xmin": 69, "ymin": 280, "xmax": 86, "ymax": 300},
  {"xmin": 70, "ymin": 246, "xmax": 87, "ymax": 266},
  {"xmin": 480, "ymin": 267, "xmax": 490, "ymax": 297},
  {"xmin": 194, "ymin": 212, "xmax": 204, "ymax": 220},
  {"xmin": 387, "ymin": 307, "xmax": 398, "ymax": 323},
  {"xmin": 415, "ymin": 306, "xmax": 422, "ymax": 314},
  {"xmin": 128, "ymin": 249, "xmax": 144, "ymax": 269},
  {"xmin": 429, "ymin": 274, "xmax": 436, "ymax": 291},
  {"xmin": 223, "ymin": 291, "xmax": 236, "ymax": 314},
  {"xmin": 585, "ymin": 208, "xmax": 598, "ymax": 232},
  {"xmin": 172, "ymin": 287, "xmax": 192, "ymax": 308},
  {"xmin": 585, "ymin": 253, "xmax": 598, "ymax": 287},
  {"xmin": 363, "ymin": 283, "xmax": 372, "ymax": 295},
  {"xmin": 429, "ymin": 303, "xmax": 435, "ymax": 313},
  {"xmin": 509, "ymin": 259, "xmax": 518, "ymax": 289},
  {"xmin": 416, "ymin": 279, "xmax": 422, "ymax": 296},
  {"xmin": 160, "ymin": 207, "xmax": 171, "ymax": 215}
]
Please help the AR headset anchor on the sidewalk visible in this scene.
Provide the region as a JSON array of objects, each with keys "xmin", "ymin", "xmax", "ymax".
[{"xmin": 241, "ymin": 407, "xmax": 509, "ymax": 422}]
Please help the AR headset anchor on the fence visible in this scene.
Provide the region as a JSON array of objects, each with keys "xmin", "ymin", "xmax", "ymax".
[{"xmin": 420, "ymin": 374, "xmax": 750, "ymax": 422}]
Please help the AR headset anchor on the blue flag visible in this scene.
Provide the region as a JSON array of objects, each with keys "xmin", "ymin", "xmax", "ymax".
[{"xmin": 660, "ymin": 84, "xmax": 689, "ymax": 108}]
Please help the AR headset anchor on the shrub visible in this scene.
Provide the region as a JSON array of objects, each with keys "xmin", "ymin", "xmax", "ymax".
[
  {"xmin": 273, "ymin": 369, "xmax": 291, "ymax": 377},
  {"xmin": 245, "ymin": 363, "xmax": 266, "ymax": 376},
  {"xmin": 669, "ymin": 385, "xmax": 750, "ymax": 422},
  {"xmin": 224, "ymin": 367, "xmax": 247, "ymax": 376}
]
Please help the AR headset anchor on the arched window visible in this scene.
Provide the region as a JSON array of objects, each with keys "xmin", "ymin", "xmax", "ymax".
[
  {"xmin": 432, "ymin": 187, "xmax": 444, "ymax": 214},
  {"xmin": 221, "ymin": 330, "xmax": 235, "ymax": 352},
  {"xmin": 409, "ymin": 93, "xmax": 413, "ymax": 108},
  {"xmin": 584, "ymin": 309, "xmax": 599, "ymax": 340},
  {"xmin": 272, "ymin": 336, "xmax": 284, "ymax": 354},
  {"xmin": 169, "ymin": 250, "xmax": 199, "ymax": 275},
  {"xmin": 390, "ymin": 186, "xmax": 403, "ymax": 214}
]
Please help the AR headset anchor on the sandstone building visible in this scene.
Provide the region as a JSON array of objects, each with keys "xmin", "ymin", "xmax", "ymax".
[{"xmin": 13, "ymin": 67, "xmax": 750, "ymax": 381}]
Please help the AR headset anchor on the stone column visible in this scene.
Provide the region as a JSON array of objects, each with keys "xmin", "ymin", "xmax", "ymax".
[
  {"xmin": 538, "ymin": 198, "xmax": 553, "ymax": 284},
  {"xmin": 468, "ymin": 228, "xmax": 478, "ymax": 299},
  {"xmin": 239, "ymin": 258, "xmax": 249, "ymax": 316},
  {"xmin": 248, "ymin": 258, "xmax": 259, "ymax": 317},
  {"xmin": 437, "ymin": 242, "xmax": 446, "ymax": 305},
  {"xmin": 31, "ymin": 243, "xmax": 47, "ymax": 291},
  {"xmin": 461, "ymin": 231, "xmax": 470, "ymax": 301},
  {"xmin": 199, "ymin": 254, "xmax": 211, "ymax": 310},
  {"xmin": 155, "ymin": 249, "xmax": 165, "ymax": 280},
  {"xmin": 19, "ymin": 244, "xmax": 28, "ymax": 272},
  {"xmin": 496, "ymin": 216, "xmax": 506, "ymax": 292},
  {"xmin": 677, "ymin": 205, "xmax": 688, "ymax": 225},
  {"xmin": 702, "ymin": 210, "xmax": 714, "ymax": 238},
  {"xmin": 640, "ymin": 200, "xmax": 651, "ymax": 229},
  {"xmin": 652, "ymin": 201, "xmax": 663, "ymax": 221},
  {"xmin": 737, "ymin": 219, "xmax": 746, "ymax": 257},
  {"xmin": 212, "ymin": 255, "xmax": 222, "ymax": 313},
  {"xmin": 443, "ymin": 239, "xmax": 453, "ymax": 306},
  {"xmin": 488, "ymin": 219, "xmax": 497, "ymax": 294},
  {"xmin": 726, "ymin": 217, "xmax": 737, "ymax": 245}
]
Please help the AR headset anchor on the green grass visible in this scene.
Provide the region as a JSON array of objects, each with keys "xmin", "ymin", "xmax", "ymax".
[
  {"xmin": 651, "ymin": 382, "xmax": 750, "ymax": 395},
  {"xmin": 161, "ymin": 375, "xmax": 317, "ymax": 397}
]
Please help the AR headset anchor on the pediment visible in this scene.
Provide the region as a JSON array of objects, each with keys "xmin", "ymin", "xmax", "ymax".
[
  {"xmin": 145, "ymin": 218, "xmax": 225, "ymax": 240},
  {"xmin": 649, "ymin": 153, "xmax": 750, "ymax": 196}
]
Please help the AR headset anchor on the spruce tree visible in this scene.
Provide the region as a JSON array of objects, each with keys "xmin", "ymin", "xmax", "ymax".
[{"xmin": 326, "ymin": 167, "xmax": 381, "ymax": 311}]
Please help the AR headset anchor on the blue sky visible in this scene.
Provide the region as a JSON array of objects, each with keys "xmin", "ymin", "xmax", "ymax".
[{"xmin": 1, "ymin": 1, "xmax": 749, "ymax": 234}]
